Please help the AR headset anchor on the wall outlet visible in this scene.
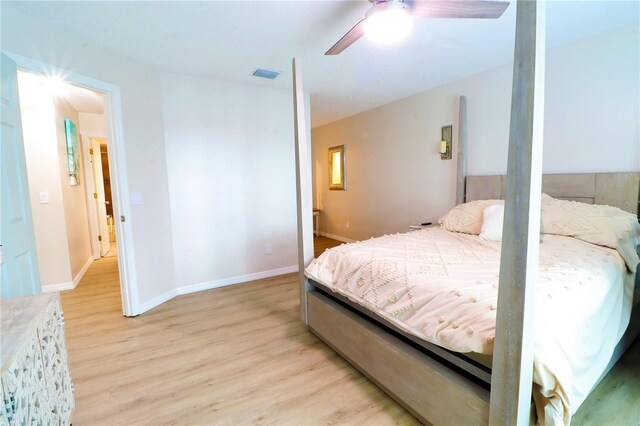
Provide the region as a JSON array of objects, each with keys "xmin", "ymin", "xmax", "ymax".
[
  {"xmin": 346, "ymin": 221, "xmax": 350, "ymax": 229},
  {"xmin": 265, "ymin": 243, "xmax": 272, "ymax": 254}
]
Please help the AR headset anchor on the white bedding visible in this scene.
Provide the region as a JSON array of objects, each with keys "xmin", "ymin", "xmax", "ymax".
[{"xmin": 305, "ymin": 227, "xmax": 635, "ymax": 425}]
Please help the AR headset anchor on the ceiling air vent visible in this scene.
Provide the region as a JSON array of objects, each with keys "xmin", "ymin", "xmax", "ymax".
[{"xmin": 252, "ymin": 68, "xmax": 280, "ymax": 80}]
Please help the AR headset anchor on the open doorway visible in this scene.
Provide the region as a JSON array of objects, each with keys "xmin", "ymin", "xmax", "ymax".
[
  {"xmin": 83, "ymin": 135, "xmax": 117, "ymax": 260},
  {"xmin": 15, "ymin": 66, "xmax": 133, "ymax": 314},
  {"xmin": 96, "ymin": 139, "xmax": 117, "ymax": 258}
]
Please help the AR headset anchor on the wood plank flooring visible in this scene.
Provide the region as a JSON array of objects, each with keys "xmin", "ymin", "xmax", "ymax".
[
  {"xmin": 60, "ymin": 239, "xmax": 640, "ymax": 425},
  {"xmin": 314, "ymin": 235, "xmax": 343, "ymax": 258},
  {"xmin": 61, "ymin": 254, "xmax": 418, "ymax": 425}
]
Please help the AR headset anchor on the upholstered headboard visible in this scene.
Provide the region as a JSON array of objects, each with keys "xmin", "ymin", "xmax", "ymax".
[{"xmin": 466, "ymin": 172, "xmax": 640, "ymax": 216}]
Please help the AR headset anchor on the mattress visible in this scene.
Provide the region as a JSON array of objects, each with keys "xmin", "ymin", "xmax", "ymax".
[{"xmin": 305, "ymin": 227, "xmax": 635, "ymax": 425}]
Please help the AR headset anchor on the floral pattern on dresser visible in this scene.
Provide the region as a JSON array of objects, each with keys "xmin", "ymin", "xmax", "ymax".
[{"xmin": 1, "ymin": 294, "xmax": 74, "ymax": 425}]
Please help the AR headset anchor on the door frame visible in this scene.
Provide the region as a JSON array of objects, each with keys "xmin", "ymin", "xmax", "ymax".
[
  {"xmin": 81, "ymin": 133, "xmax": 108, "ymax": 260},
  {"xmin": 7, "ymin": 51, "xmax": 138, "ymax": 316}
]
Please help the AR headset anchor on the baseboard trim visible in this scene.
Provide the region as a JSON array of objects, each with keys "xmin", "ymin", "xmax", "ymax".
[
  {"xmin": 319, "ymin": 231, "xmax": 356, "ymax": 244},
  {"xmin": 42, "ymin": 281, "xmax": 75, "ymax": 293},
  {"xmin": 136, "ymin": 288, "xmax": 178, "ymax": 315},
  {"xmin": 42, "ymin": 256, "xmax": 93, "ymax": 293},
  {"xmin": 73, "ymin": 256, "xmax": 94, "ymax": 287},
  {"xmin": 177, "ymin": 265, "xmax": 299, "ymax": 296}
]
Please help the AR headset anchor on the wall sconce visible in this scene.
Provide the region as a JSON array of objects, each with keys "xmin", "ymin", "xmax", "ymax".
[{"xmin": 440, "ymin": 124, "xmax": 452, "ymax": 160}]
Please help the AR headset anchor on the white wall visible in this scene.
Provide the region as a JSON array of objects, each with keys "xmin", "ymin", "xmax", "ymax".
[
  {"xmin": 161, "ymin": 73, "xmax": 298, "ymax": 291},
  {"xmin": 312, "ymin": 23, "xmax": 639, "ymax": 241},
  {"xmin": 2, "ymin": 7, "xmax": 176, "ymax": 307},
  {"xmin": 78, "ymin": 112, "xmax": 107, "ymax": 135},
  {"xmin": 54, "ymin": 97, "xmax": 93, "ymax": 279},
  {"xmin": 19, "ymin": 73, "xmax": 73, "ymax": 287},
  {"xmin": 454, "ymin": 23, "xmax": 639, "ymax": 176}
]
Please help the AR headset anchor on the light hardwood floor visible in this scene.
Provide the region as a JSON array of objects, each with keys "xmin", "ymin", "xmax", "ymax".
[
  {"xmin": 61, "ymin": 255, "xmax": 418, "ymax": 425},
  {"xmin": 61, "ymin": 247, "xmax": 639, "ymax": 425},
  {"xmin": 314, "ymin": 235, "xmax": 343, "ymax": 258}
]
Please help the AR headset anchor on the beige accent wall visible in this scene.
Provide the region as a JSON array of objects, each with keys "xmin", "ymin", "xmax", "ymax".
[
  {"xmin": 312, "ymin": 23, "xmax": 639, "ymax": 242},
  {"xmin": 78, "ymin": 112, "xmax": 106, "ymax": 135},
  {"xmin": 54, "ymin": 97, "xmax": 93, "ymax": 279},
  {"xmin": 18, "ymin": 75, "xmax": 93, "ymax": 287},
  {"xmin": 312, "ymin": 92, "xmax": 459, "ymax": 242},
  {"xmin": 19, "ymin": 74, "xmax": 73, "ymax": 287}
]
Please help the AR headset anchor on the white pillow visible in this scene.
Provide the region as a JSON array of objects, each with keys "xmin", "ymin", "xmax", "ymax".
[
  {"xmin": 439, "ymin": 199, "xmax": 504, "ymax": 235},
  {"xmin": 479, "ymin": 204, "xmax": 504, "ymax": 241}
]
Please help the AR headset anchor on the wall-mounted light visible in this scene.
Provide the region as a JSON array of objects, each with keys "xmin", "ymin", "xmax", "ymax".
[{"xmin": 440, "ymin": 125, "xmax": 452, "ymax": 160}]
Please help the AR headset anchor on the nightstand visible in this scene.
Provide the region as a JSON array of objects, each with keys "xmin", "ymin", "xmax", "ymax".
[{"xmin": 408, "ymin": 222, "xmax": 435, "ymax": 232}]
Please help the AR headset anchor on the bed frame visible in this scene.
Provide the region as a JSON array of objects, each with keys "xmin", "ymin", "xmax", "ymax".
[
  {"xmin": 466, "ymin": 172, "xmax": 640, "ymax": 215},
  {"xmin": 304, "ymin": 171, "xmax": 639, "ymax": 424},
  {"xmin": 292, "ymin": 2, "xmax": 639, "ymax": 424}
]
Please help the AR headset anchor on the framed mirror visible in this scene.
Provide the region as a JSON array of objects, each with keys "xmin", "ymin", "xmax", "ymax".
[{"xmin": 328, "ymin": 145, "xmax": 346, "ymax": 190}]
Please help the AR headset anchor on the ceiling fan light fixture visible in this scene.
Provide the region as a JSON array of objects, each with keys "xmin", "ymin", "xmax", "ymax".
[{"xmin": 363, "ymin": 1, "xmax": 412, "ymax": 45}]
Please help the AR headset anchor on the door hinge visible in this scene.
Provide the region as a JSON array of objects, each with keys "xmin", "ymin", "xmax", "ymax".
[
  {"xmin": 89, "ymin": 148, "xmax": 94, "ymax": 155},
  {"xmin": 94, "ymin": 192, "xmax": 98, "ymax": 199},
  {"xmin": 98, "ymin": 235, "xmax": 102, "ymax": 242}
]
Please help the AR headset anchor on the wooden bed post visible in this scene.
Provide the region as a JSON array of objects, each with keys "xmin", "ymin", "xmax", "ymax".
[
  {"xmin": 489, "ymin": 1, "xmax": 545, "ymax": 425},
  {"xmin": 292, "ymin": 57, "xmax": 315, "ymax": 324},
  {"xmin": 456, "ymin": 96, "xmax": 467, "ymax": 205}
]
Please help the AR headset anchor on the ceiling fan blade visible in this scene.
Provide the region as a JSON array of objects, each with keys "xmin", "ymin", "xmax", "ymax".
[
  {"xmin": 408, "ymin": 1, "xmax": 509, "ymax": 19},
  {"xmin": 325, "ymin": 19, "xmax": 366, "ymax": 55}
]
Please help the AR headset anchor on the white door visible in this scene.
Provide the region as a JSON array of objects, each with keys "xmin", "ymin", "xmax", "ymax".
[
  {"xmin": 0, "ymin": 53, "xmax": 41, "ymax": 298},
  {"xmin": 90, "ymin": 138, "xmax": 111, "ymax": 256}
]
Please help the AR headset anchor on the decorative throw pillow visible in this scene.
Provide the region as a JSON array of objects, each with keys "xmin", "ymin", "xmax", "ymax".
[
  {"xmin": 479, "ymin": 204, "xmax": 505, "ymax": 241},
  {"xmin": 439, "ymin": 199, "xmax": 504, "ymax": 235},
  {"xmin": 541, "ymin": 194, "xmax": 640, "ymax": 272}
]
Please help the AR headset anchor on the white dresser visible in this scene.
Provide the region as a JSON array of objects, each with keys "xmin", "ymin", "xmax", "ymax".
[{"xmin": 1, "ymin": 293, "xmax": 74, "ymax": 425}]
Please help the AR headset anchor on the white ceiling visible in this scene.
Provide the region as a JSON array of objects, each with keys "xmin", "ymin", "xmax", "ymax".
[
  {"xmin": 63, "ymin": 83, "xmax": 104, "ymax": 114},
  {"xmin": 6, "ymin": 1, "xmax": 639, "ymax": 128}
]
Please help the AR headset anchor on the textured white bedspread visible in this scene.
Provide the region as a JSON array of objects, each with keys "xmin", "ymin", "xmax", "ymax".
[{"xmin": 305, "ymin": 227, "xmax": 635, "ymax": 424}]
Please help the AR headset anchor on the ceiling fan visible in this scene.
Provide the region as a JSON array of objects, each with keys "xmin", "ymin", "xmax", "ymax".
[{"xmin": 326, "ymin": 0, "xmax": 510, "ymax": 55}]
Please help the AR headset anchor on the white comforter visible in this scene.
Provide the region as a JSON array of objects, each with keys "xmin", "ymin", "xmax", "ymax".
[{"xmin": 305, "ymin": 227, "xmax": 635, "ymax": 425}]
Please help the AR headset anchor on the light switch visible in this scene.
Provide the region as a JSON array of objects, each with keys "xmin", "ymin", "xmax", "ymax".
[
  {"xmin": 39, "ymin": 192, "xmax": 50, "ymax": 204},
  {"xmin": 131, "ymin": 192, "xmax": 143, "ymax": 205}
]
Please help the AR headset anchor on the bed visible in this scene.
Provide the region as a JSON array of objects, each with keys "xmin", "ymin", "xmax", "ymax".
[
  {"xmin": 291, "ymin": 3, "xmax": 638, "ymax": 424},
  {"xmin": 303, "ymin": 174, "xmax": 640, "ymax": 425}
]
